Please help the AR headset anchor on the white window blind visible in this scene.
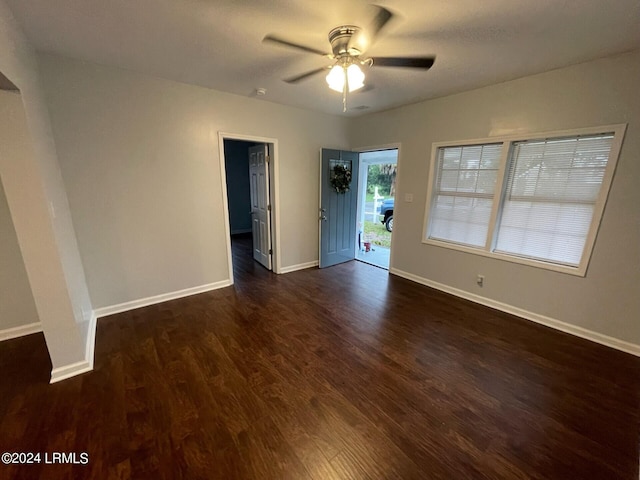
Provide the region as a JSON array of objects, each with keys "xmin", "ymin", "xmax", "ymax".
[
  {"xmin": 428, "ymin": 144, "xmax": 502, "ymax": 247},
  {"xmin": 494, "ymin": 134, "xmax": 614, "ymax": 266}
]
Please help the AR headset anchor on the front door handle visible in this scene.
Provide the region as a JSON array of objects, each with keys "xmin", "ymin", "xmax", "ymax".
[{"xmin": 320, "ymin": 215, "xmax": 327, "ymax": 221}]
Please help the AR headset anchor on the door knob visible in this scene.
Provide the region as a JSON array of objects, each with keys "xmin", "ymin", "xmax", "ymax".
[{"xmin": 320, "ymin": 215, "xmax": 327, "ymax": 221}]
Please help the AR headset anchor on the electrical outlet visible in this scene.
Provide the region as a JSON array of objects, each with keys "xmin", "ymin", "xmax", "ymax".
[{"xmin": 476, "ymin": 274, "xmax": 485, "ymax": 287}]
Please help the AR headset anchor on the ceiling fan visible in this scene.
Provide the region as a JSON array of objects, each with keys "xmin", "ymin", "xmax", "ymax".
[{"xmin": 263, "ymin": 5, "xmax": 435, "ymax": 112}]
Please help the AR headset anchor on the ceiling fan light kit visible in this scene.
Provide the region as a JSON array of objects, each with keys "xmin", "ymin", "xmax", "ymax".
[
  {"xmin": 326, "ymin": 63, "xmax": 365, "ymax": 93},
  {"xmin": 263, "ymin": 5, "xmax": 436, "ymax": 113}
]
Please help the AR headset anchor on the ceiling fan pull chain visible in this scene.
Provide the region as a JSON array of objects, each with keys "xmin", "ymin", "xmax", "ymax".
[{"xmin": 342, "ymin": 67, "xmax": 348, "ymax": 112}]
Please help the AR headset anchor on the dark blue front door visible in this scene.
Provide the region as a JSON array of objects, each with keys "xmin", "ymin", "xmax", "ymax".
[{"xmin": 319, "ymin": 149, "xmax": 359, "ymax": 268}]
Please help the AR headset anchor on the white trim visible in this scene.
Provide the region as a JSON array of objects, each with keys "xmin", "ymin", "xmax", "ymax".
[
  {"xmin": 579, "ymin": 125, "xmax": 627, "ymax": 271},
  {"xmin": 318, "ymin": 148, "xmax": 322, "ymax": 267},
  {"xmin": 50, "ymin": 359, "xmax": 93, "ymax": 383},
  {"xmin": 0, "ymin": 322, "xmax": 42, "ymax": 341},
  {"xmin": 352, "ymin": 142, "xmax": 402, "ymax": 271},
  {"xmin": 422, "ymin": 238, "xmax": 591, "ymax": 276},
  {"xmin": 390, "ymin": 268, "xmax": 640, "ymax": 357},
  {"xmin": 51, "ymin": 282, "xmax": 229, "ymax": 384},
  {"xmin": 428, "ymin": 124, "xmax": 627, "ymax": 149},
  {"xmin": 422, "ymin": 124, "xmax": 627, "ymax": 277},
  {"xmin": 218, "ymin": 133, "xmax": 235, "ymax": 285},
  {"xmin": 50, "ymin": 314, "xmax": 96, "ymax": 383},
  {"xmin": 270, "ymin": 141, "xmax": 282, "ymax": 274},
  {"xmin": 280, "ymin": 261, "xmax": 319, "ymax": 274},
  {"xmin": 85, "ymin": 312, "xmax": 97, "ymax": 370},
  {"xmin": 353, "ymin": 142, "xmax": 402, "ymax": 154},
  {"xmin": 484, "ymin": 141, "xmax": 511, "ymax": 249},
  {"xmin": 93, "ymin": 280, "xmax": 232, "ymax": 318},
  {"xmin": 219, "ymin": 132, "xmax": 281, "ymax": 274},
  {"xmin": 1, "ymin": 319, "xmax": 96, "ymax": 381},
  {"xmin": 49, "ymin": 312, "xmax": 97, "ymax": 383}
]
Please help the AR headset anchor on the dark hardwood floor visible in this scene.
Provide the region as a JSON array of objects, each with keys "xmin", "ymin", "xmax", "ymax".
[{"xmin": 1, "ymin": 233, "xmax": 639, "ymax": 479}]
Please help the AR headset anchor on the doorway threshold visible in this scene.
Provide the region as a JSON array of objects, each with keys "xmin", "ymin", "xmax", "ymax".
[{"xmin": 356, "ymin": 245, "xmax": 390, "ymax": 270}]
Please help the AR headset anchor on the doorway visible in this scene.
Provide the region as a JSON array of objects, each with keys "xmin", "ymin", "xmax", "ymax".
[
  {"xmin": 356, "ymin": 148, "xmax": 398, "ymax": 269},
  {"xmin": 220, "ymin": 134, "xmax": 279, "ymax": 283}
]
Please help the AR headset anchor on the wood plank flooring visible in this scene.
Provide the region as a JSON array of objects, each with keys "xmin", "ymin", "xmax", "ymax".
[{"xmin": 1, "ymin": 233, "xmax": 639, "ymax": 479}]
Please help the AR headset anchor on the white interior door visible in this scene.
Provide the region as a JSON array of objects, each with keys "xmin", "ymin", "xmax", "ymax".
[{"xmin": 249, "ymin": 144, "xmax": 272, "ymax": 270}]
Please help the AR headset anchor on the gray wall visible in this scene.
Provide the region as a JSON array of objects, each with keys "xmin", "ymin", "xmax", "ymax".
[
  {"xmin": 0, "ymin": 177, "xmax": 39, "ymax": 330},
  {"xmin": 38, "ymin": 53, "xmax": 350, "ymax": 309},
  {"xmin": 224, "ymin": 140, "xmax": 252, "ymax": 234},
  {"xmin": 350, "ymin": 50, "xmax": 640, "ymax": 347}
]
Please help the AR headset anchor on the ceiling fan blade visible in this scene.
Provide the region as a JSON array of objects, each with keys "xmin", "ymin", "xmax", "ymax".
[
  {"xmin": 367, "ymin": 5, "xmax": 394, "ymax": 43},
  {"xmin": 370, "ymin": 56, "xmax": 436, "ymax": 69},
  {"xmin": 284, "ymin": 67, "xmax": 329, "ymax": 84},
  {"xmin": 263, "ymin": 34, "xmax": 330, "ymax": 56},
  {"xmin": 348, "ymin": 5, "xmax": 393, "ymax": 53}
]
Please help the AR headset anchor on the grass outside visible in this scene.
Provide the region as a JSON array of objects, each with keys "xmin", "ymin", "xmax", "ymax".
[{"xmin": 362, "ymin": 220, "xmax": 392, "ymax": 247}]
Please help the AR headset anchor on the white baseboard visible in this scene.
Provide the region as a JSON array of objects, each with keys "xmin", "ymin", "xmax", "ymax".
[
  {"xmin": 390, "ymin": 268, "xmax": 640, "ymax": 357},
  {"xmin": 49, "ymin": 281, "xmax": 232, "ymax": 384},
  {"xmin": 49, "ymin": 312, "xmax": 97, "ymax": 384},
  {"xmin": 280, "ymin": 261, "xmax": 319, "ymax": 274},
  {"xmin": 93, "ymin": 279, "xmax": 233, "ymax": 318},
  {"xmin": 0, "ymin": 319, "xmax": 96, "ymax": 382},
  {"xmin": 0, "ymin": 322, "xmax": 42, "ymax": 341},
  {"xmin": 50, "ymin": 359, "xmax": 93, "ymax": 383}
]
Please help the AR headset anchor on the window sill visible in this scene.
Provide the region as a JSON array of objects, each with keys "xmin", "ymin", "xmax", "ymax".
[{"xmin": 421, "ymin": 238, "xmax": 588, "ymax": 277}]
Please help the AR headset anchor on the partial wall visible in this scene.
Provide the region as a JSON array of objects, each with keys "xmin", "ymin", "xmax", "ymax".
[
  {"xmin": 38, "ymin": 54, "xmax": 350, "ymax": 310},
  {"xmin": 0, "ymin": 0, "xmax": 93, "ymax": 379}
]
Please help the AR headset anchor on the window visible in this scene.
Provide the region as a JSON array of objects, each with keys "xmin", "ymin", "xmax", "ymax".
[
  {"xmin": 424, "ymin": 125, "xmax": 626, "ymax": 275},
  {"xmin": 428, "ymin": 143, "xmax": 501, "ymax": 247}
]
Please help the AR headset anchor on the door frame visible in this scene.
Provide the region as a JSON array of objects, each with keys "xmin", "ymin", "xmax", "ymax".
[
  {"xmin": 353, "ymin": 142, "xmax": 402, "ymax": 271},
  {"xmin": 218, "ymin": 132, "xmax": 281, "ymax": 283}
]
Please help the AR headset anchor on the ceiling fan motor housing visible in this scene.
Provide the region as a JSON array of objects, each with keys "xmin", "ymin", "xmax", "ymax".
[{"xmin": 328, "ymin": 26, "xmax": 361, "ymax": 56}]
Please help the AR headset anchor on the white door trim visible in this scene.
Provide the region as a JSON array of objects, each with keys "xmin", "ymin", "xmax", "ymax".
[
  {"xmin": 352, "ymin": 143, "xmax": 402, "ymax": 271},
  {"xmin": 218, "ymin": 132, "xmax": 281, "ymax": 282}
]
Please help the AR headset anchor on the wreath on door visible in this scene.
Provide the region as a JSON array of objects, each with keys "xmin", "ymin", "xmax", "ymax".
[{"xmin": 330, "ymin": 164, "xmax": 352, "ymax": 194}]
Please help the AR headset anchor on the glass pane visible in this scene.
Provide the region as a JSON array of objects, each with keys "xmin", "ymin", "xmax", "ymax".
[{"xmin": 495, "ymin": 133, "xmax": 613, "ymax": 266}]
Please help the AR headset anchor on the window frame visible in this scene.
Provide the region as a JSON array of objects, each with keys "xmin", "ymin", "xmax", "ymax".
[{"xmin": 422, "ymin": 124, "xmax": 627, "ymax": 277}]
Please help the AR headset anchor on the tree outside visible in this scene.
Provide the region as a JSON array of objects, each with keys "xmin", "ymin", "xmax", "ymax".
[{"xmin": 367, "ymin": 163, "xmax": 397, "ymax": 199}]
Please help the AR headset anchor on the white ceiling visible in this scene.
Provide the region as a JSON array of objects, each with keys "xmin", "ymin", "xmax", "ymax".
[{"xmin": 6, "ymin": 0, "xmax": 640, "ymax": 116}]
